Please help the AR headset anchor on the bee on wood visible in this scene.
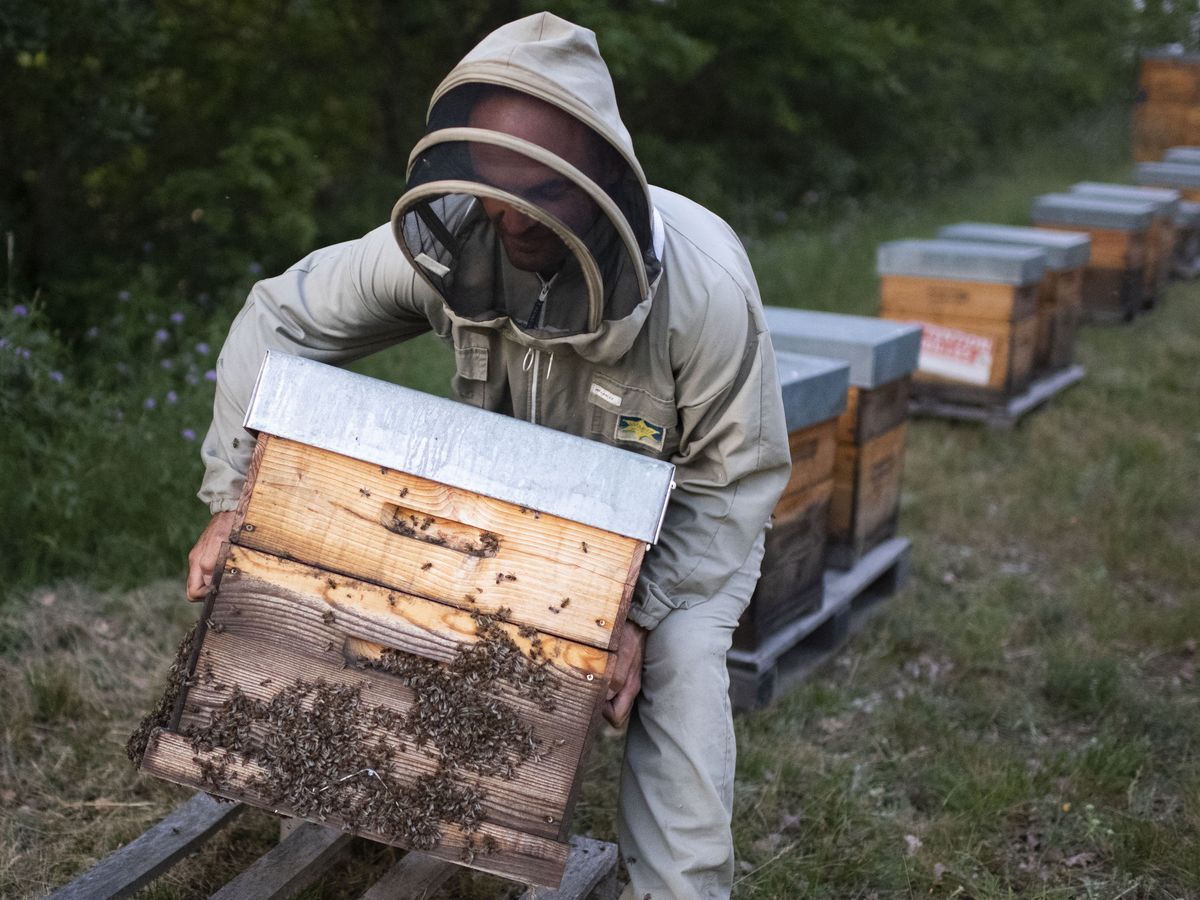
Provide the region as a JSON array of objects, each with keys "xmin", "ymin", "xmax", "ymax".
[
  {"xmin": 322, "ymin": 610, "xmax": 336, "ymax": 625},
  {"xmin": 420, "ymin": 562, "xmax": 432, "ymax": 571},
  {"xmin": 398, "ymin": 487, "xmax": 408, "ymax": 498},
  {"xmin": 359, "ymin": 487, "xmax": 371, "ymax": 497}
]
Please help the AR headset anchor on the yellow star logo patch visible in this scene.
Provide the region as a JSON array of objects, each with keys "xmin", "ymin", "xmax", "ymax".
[{"xmin": 615, "ymin": 415, "xmax": 665, "ymax": 451}]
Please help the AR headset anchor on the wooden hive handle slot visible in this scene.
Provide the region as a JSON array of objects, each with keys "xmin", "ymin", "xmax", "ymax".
[{"xmin": 378, "ymin": 502, "xmax": 502, "ymax": 558}]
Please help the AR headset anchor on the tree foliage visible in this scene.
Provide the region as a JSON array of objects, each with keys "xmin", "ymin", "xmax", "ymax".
[{"xmin": 1, "ymin": 0, "xmax": 1197, "ymax": 331}]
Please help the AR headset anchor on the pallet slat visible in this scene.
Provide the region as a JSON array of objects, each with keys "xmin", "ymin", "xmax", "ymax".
[
  {"xmin": 47, "ymin": 793, "xmax": 244, "ymax": 900},
  {"xmin": 210, "ymin": 822, "xmax": 352, "ymax": 900},
  {"xmin": 357, "ymin": 852, "xmax": 456, "ymax": 900},
  {"xmin": 521, "ymin": 835, "xmax": 619, "ymax": 900}
]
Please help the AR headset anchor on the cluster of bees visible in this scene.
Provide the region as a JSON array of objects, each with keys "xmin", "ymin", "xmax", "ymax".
[
  {"xmin": 132, "ymin": 605, "xmax": 560, "ymax": 861},
  {"xmin": 126, "ymin": 622, "xmax": 199, "ymax": 766}
]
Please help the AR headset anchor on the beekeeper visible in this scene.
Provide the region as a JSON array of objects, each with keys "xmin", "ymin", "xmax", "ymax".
[{"xmin": 185, "ymin": 13, "xmax": 789, "ymax": 899}]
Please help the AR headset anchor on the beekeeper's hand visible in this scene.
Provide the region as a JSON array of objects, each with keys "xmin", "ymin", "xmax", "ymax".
[
  {"xmin": 603, "ymin": 619, "xmax": 647, "ymax": 728},
  {"xmin": 186, "ymin": 511, "xmax": 237, "ymax": 601}
]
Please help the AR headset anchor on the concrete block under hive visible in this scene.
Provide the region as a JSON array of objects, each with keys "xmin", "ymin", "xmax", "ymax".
[
  {"xmin": 1069, "ymin": 182, "xmax": 1181, "ymax": 307},
  {"xmin": 877, "ymin": 239, "xmax": 1046, "ymax": 406},
  {"xmin": 1031, "ymin": 193, "xmax": 1157, "ymax": 323},
  {"xmin": 733, "ymin": 351, "xmax": 848, "ymax": 651},
  {"xmin": 937, "ymin": 223, "xmax": 1090, "ymax": 372},
  {"xmin": 763, "ymin": 308, "xmax": 920, "ymax": 570},
  {"xmin": 136, "ymin": 352, "xmax": 675, "ymax": 888}
]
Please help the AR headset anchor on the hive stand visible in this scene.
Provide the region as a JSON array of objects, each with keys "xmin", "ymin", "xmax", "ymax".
[
  {"xmin": 727, "ymin": 536, "xmax": 911, "ymax": 712},
  {"xmin": 908, "ymin": 364, "xmax": 1086, "ymax": 429},
  {"xmin": 47, "ymin": 793, "xmax": 620, "ymax": 900}
]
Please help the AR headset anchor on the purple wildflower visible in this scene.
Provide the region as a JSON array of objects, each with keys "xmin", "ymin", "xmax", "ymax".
[
  {"xmin": 248, "ymin": 261, "xmax": 263, "ymax": 275},
  {"xmin": 195, "ymin": 341, "xmax": 210, "ymax": 355},
  {"xmin": 49, "ymin": 371, "xmax": 64, "ymax": 383},
  {"xmin": 0, "ymin": 338, "xmax": 9, "ymax": 350},
  {"xmin": 170, "ymin": 311, "xmax": 185, "ymax": 325},
  {"xmin": 86, "ymin": 326, "xmax": 100, "ymax": 338},
  {"xmin": 17, "ymin": 347, "xmax": 30, "ymax": 360},
  {"xmin": 204, "ymin": 369, "xmax": 217, "ymax": 382},
  {"xmin": 160, "ymin": 358, "xmax": 174, "ymax": 370},
  {"xmin": 12, "ymin": 304, "xmax": 28, "ymax": 317},
  {"xmin": 181, "ymin": 428, "xmax": 198, "ymax": 441},
  {"xmin": 115, "ymin": 362, "xmax": 130, "ymax": 375},
  {"xmin": 143, "ymin": 397, "xmax": 157, "ymax": 410},
  {"xmin": 118, "ymin": 290, "xmax": 131, "ymax": 302},
  {"xmin": 166, "ymin": 390, "xmax": 179, "ymax": 404},
  {"xmin": 153, "ymin": 328, "xmax": 170, "ymax": 344},
  {"xmin": 185, "ymin": 372, "xmax": 198, "ymax": 386}
]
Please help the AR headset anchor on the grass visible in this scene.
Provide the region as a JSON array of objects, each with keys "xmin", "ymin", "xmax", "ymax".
[{"xmin": 3, "ymin": 105, "xmax": 1200, "ymax": 897}]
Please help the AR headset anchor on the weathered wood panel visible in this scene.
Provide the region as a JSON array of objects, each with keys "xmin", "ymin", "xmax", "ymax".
[
  {"xmin": 829, "ymin": 422, "xmax": 907, "ymax": 556},
  {"xmin": 879, "ymin": 275, "xmax": 1037, "ymax": 322},
  {"xmin": 836, "ymin": 377, "xmax": 911, "ymax": 446},
  {"xmin": 234, "ymin": 436, "xmax": 642, "ymax": 650},
  {"xmin": 734, "ymin": 479, "xmax": 831, "ymax": 650},
  {"xmin": 781, "ymin": 420, "xmax": 837, "ymax": 501},
  {"xmin": 142, "ymin": 732, "xmax": 571, "ymax": 887}
]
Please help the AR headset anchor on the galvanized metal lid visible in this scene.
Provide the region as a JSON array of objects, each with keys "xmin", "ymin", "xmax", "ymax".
[
  {"xmin": 876, "ymin": 239, "xmax": 1045, "ymax": 285},
  {"xmin": 1164, "ymin": 146, "xmax": 1200, "ymax": 165},
  {"xmin": 774, "ymin": 351, "xmax": 849, "ymax": 432},
  {"xmin": 1031, "ymin": 193, "xmax": 1156, "ymax": 231},
  {"xmin": 764, "ymin": 307, "xmax": 921, "ymax": 388},
  {"xmin": 1135, "ymin": 161, "xmax": 1200, "ymax": 190},
  {"xmin": 1141, "ymin": 45, "xmax": 1200, "ymax": 63},
  {"xmin": 1070, "ymin": 182, "xmax": 1181, "ymax": 219},
  {"xmin": 1177, "ymin": 200, "xmax": 1200, "ymax": 228},
  {"xmin": 244, "ymin": 352, "xmax": 676, "ymax": 544},
  {"xmin": 936, "ymin": 222, "xmax": 1091, "ymax": 271}
]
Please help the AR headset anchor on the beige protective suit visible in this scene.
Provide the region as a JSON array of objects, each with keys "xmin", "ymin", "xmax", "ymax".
[{"xmin": 199, "ymin": 13, "xmax": 789, "ymax": 898}]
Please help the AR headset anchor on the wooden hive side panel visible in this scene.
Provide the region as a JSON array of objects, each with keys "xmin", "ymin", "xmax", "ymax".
[
  {"xmin": 880, "ymin": 275, "xmax": 1037, "ymax": 322},
  {"xmin": 234, "ymin": 436, "xmax": 643, "ymax": 651},
  {"xmin": 141, "ymin": 544, "xmax": 615, "ymax": 886},
  {"xmin": 830, "ymin": 422, "xmax": 907, "ymax": 547},
  {"xmin": 780, "ymin": 420, "xmax": 837, "ymax": 501},
  {"xmin": 836, "ymin": 378, "xmax": 911, "ymax": 446}
]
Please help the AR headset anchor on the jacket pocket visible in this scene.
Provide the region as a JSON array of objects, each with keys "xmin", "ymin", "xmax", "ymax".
[
  {"xmin": 587, "ymin": 374, "xmax": 679, "ymax": 460},
  {"xmin": 452, "ymin": 345, "xmax": 488, "ymax": 407}
]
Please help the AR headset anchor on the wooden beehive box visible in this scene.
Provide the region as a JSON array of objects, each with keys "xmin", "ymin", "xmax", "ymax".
[
  {"xmin": 137, "ymin": 353, "xmax": 675, "ymax": 888},
  {"xmin": 1134, "ymin": 50, "xmax": 1200, "ymax": 161},
  {"xmin": 1031, "ymin": 193, "xmax": 1157, "ymax": 323},
  {"xmin": 733, "ymin": 351, "xmax": 848, "ymax": 651},
  {"xmin": 1136, "ymin": 160, "xmax": 1200, "ymax": 203},
  {"xmin": 1069, "ymin": 182, "xmax": 1181, "ymax": 307},
  {"xmin": 936, "ymin": 223, "xmax": 1090, "ymax": 373},
  {"xmin": 763, "ymin": 308, "xmax": 920, "ymax": 570},
  {"xmin": 877, "ymin": 239, "xmax": 1046, "ymax": 405},
  {"xmin": 1172, "ymin": 199, "xmax": 1200, "ymax": 277}
]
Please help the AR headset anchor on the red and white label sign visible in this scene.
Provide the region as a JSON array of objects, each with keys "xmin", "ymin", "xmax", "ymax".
[{"xmin": 912, "ymin": 322, "xmax": 994, "ymax": 386}]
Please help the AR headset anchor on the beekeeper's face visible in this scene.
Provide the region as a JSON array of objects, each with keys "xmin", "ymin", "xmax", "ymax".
[{"xmin": 468, "ymin": 91, "xmax": 606, "ymax": 273}]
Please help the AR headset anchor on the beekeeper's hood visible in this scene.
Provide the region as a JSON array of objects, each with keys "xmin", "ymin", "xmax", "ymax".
[{"xmin": 391, "ymin": 13, "xmax": 662, "ymax": 362}]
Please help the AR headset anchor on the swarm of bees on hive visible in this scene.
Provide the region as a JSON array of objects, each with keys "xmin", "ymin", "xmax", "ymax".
[{"xmin": 130, "ymin": 607, "xmax": 558, "ymax": 861}]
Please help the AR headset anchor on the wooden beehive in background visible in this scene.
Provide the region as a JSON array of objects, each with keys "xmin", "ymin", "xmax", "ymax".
[
  {"xmin": 1031, "ymin": 193, "xmax": 1157, "ymax": 323},
  {"xmin": 936, "ymin": 223, "xmax": 1090, "ymax": 373},
  {"xmin": 1135, "ymin": 50, "xmax": 1200, "ymax": 162},
  {"xmin": 1136, "ymin": 159, "xmax": 1200, "ymax": 202},
  {"xmin": 877, "ymin": 239, "xmax": 1046, "ymax": 404},
  {"xmin": 138, "ymin": 353, "xmax": 675, "ymax": 888},
  {"xmin": 1069, "ymin": 182, "xmax": 1180, "ymax": 307},
  {"xmin": 763, "ymin": 308, "xmax": 920, "ymax": 570},
  {"xmin": 733, "ymin": 351, "xmax": 848, "ymax": 651}
]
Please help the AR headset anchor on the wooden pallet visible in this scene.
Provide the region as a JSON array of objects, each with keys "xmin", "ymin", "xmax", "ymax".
[
  {"xmin": 727, "ymin": 537, "xmax": 911, "ymax": 712},
  {"xmin": 47, "ymin": 793, "xmax": 619, "ymax": 900},
  {"xmin": 908, "ymin": 364, "xmax": 1085, "ymax": 429}
]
